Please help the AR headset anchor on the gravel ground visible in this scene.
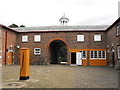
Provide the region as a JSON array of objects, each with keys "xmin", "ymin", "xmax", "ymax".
[{"xmin": 2, "ymin": 65, "xmax": 119, "ymax": 88}]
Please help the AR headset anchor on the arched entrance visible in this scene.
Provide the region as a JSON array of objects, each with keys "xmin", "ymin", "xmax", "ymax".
[{"xmin": 49, "ymin": 40, "xmax": 67, "ymax": 64}]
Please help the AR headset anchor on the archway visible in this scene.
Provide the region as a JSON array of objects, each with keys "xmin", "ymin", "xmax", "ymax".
[{"xmin": 49, "ymin": 40, "xmax": 67, "ymax": 64}]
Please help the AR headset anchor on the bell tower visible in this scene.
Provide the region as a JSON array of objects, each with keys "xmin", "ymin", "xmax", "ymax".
[{"xmin": 59, "ymin": 13, "xmax": 69, "ymax": 26}]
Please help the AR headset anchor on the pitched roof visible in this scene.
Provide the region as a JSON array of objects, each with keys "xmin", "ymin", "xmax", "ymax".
[
  {"xmin": 12, "ymin": 25, "xmax": 109, "ymax": 33},
  {"xmin": 0, "ymin": 24, "xmax": 18, "ymax": 32},
  {"xmin": 106, "ymin": 17, "xmax": 120, "ymax": 31}
]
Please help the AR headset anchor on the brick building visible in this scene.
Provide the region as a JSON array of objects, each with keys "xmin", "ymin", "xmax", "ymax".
[{"xmin": 0, "ymin": 16, "xmax": 120, "ymax": 68}]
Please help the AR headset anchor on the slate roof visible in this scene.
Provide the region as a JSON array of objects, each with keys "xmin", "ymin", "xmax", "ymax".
[{"xmin": 12, "ymin": 25, "xmax": 109, "ymax": 32}]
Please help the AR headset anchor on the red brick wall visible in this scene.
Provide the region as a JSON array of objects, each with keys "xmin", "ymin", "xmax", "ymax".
[
  {"xmin": 1, "ymin": 27, "xmax": 18, "ymax": 64},
  {"xmin": 106, "ymin": 22, "xmax": 120, "ymax": 66},
  {"xmin": 16, "ymin": 31, "xmax": 107, "ymax": 64}
]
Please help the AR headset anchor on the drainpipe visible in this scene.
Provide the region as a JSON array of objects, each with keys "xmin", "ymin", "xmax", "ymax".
[{"xmin": 5, "ymin": 31, "xmax": 8, "ymax": 65}]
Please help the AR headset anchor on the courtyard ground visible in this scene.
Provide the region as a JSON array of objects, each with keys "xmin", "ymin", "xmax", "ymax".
[{"xmin": 2, "ymin": 65, "xmax": 119, "ymax": 88}]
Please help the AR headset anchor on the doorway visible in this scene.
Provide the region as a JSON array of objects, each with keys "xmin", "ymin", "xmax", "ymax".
[
  {"xmin": 49, "ymin": 40, "xmax": 67, "ymax": 64},
  {"xmin": 111, "ymin": 48, "xmax": 115, "ymax": 66},
  {"xmin": 71, "ymin": 52, "xmax": 76, "ymax": 64},
  {"xmin": 71, "ymin": 52, "xmax": 82, "ymax": 65}
]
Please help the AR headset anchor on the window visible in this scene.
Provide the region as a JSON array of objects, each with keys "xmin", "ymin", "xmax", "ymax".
[
  {"xmin": 80, "ymin": 51, "xmax": 86, "ymax": 59},
  {"xmin": 77, "ymin": 35, "xmax": 84, "ymax": 42},
  {"xmin": 98, "ymin": 51, "xmax": 106, "ymax": 59},
  {"xmin": 34, "ymin": 48, "xmax": 41, "ymax": 55},
  {"xmin": 94, "ymin": 51, "xmax": 97, "ymax": 58},
  {"xmin": 34, "ymin": 35, "xmax": 41, "ymax": 42},
  {"xmin": 94, "ymin": 34, "xmax": 101, "ymax": 41},
  {"xmin": 90, "ymin": 51, "xmax": 94, "ymax": 59},
  {"xmin": 98, "ymin": 51, "xmax": 102, "ymax": 58},
  {"xmin": 118, "ymin": 46, "xmax": 120, "ymax": 58},
  {"xmin": 102, "ymin": 51, "xmax": 105, "ymax": 58},
  {"xmin": 117, "ymin": 25, "xmax": 120, "ymax": 36},
  {"xmin": 22, "ymin": 35, "xmax": 28, "ymax": 42},
  {"xmin": 90, "ymin": 51, "xmax": 106, "ymax": 59},
  {"xmin": 90, "ymin": 51, "xmax": 97, "ymax": 59}
]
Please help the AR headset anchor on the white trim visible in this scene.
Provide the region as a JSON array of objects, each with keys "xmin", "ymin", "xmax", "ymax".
[
  {"xmin": 90, "ymin": 51, "xmax": 94, "ymax": 59},
  {"xmin": 77, "ymin": 35, "xmax": 84, "ymax": 42},
  {"xmin": 17, "ymin": 28, "xmax": 107, "ymax": 32},
  {"xmin": 34, "ymin": 48, "xmax": 41, "ymax": 55},
  {"xmin": 22, "ymin": 35, "xmax": 28, "ymax": 42},
  {"xmin": 90, "ymin": 51, "xmax": 106, "ymax": 59},
  {"xmin": 94, "ymin": 34, "xmax": 101, "ymax": 41},
  {"xmin": 79, "ymin": 51, "xmax": 86, "ymax": 59},
  {"xmin": 34, "ymin": 35, "xmax": 41, "ymax": 42},
  {"xmin": 117, "ymin": 25, "xmax": 120, "ymax": 36}
]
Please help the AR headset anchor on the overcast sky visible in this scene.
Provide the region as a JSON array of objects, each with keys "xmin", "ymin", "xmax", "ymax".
[{"xmin": 0, "ymin": 0, "xmax": 120, "ymax": 27}]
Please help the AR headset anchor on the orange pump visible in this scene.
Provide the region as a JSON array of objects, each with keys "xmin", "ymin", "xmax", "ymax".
[{"xmin": 20, "ymin": 48, "xmax": 30, "ymax": 80}]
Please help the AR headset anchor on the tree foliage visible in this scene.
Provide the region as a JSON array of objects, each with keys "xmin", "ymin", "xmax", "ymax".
[
  {"xmin": 20, "ymin": 25, "xmax": 25, "ymax": 27},
  {"xmin": 8, "ymin": 24, "xmax": 18, "ymax": 28},
  {"xmin": 8, "ymin": 24, "xmax": 25, "ymax": 28}
]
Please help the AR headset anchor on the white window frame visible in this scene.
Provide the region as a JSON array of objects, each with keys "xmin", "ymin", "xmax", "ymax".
[
  {"xmin": 92, "ymin": 51, "xmax": 97, "ymax": 59},
  {"xmin": 98, "ymin": 51, "xmax": 106, "ymax": 59},
  {"xmin": 34, "ymin": 35, "xmax": 41, "ymax": 42},
  {"xmin": 118, "ymin": 46, "xmax": 120, "ymax": 58},
  {"xmin": 90, "ymin": 51, "xmax": 94, "ymax": 59},
  {"xmin": 90, "ymin": 51, "xmax": 106, "ymax": 59},
  {"xmin": 117, "ymin": 25, "xmax": 120, "ymax": 36},
  {"xmin": 22, "ymin": 35, "xmax": 28, "ymax": 42},
  {"xmin": 94, "ymin": 34, "xmax": 101, "ymax": 41},
  {"xmin": 80, "ymin": 51, "xmax": 86, "ymax": 59},
  {"xmin": 77, "ymin": 35, "xmax": 84, "ymax": 42},
  {"xmin": 90, "ymin": 51, "xmax": 96, "ymax": 59},
  {"xmin": 34, "ymin": 48, "xmax": 41, "ymax": 55}
]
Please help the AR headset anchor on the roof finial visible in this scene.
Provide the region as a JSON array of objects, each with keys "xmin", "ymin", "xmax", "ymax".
[
  {"xmin": 63, "ymin": 13, "xmax": 65, "ymax": 17},
  {"xmin": 59, "ymin": 13, "xmax": 69, "ymax": 26}
]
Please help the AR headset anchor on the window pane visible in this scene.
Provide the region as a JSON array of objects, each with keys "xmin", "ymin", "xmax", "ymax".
[
  {"xmin": 94, "ymin": 51, "xmax": 97, "ymax": 58},
  {"xmin": 117, "ymin": 25, "xmax": 120, "ymax": 36},
  {"xmin": 82, "ymin": 51, "xmax": 86, "ymax": 59},
  {"xmin": 77, "ymin": 35, "xmax": 84, "ymax": 42},
  {"xmin": 102, "ymin": 51, "xmax": 105, "ymax": 58},
  {"xmin": 22, "ymin": 35, "xmax": 28, "ymax": 42},
  {"xmin": 98, "ymin": 51, "xmax": 102, "ymax": 58},
  {"xmin": 34, "ymin": 48, "xmax": 41, "ymax": 55},
  {"xmin": 94, "ymin": 34, "xmax": 101, "ymax": 41},
  {"xmin": 91, "ymin": 51, "xmax": 93, "ymax": 58},
  {"xmin": 118, "ymin": 46, "xmax": 120, "ymax": 58},
  {"xmin": 34, "ymin": 35, "xmax": 41, "ymax": 42}
]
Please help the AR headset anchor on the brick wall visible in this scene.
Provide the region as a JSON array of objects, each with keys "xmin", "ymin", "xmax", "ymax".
[
  {"xmin": 1, "ymin": 27, "xmax": 18, "ymax": 64},
  {"xmin": 106, "ymin": 22, "xmax": 120, "ymax": 66},
  {"xmin": 16, "ymin": 31, "xmax": 107, "ymax": 64}
]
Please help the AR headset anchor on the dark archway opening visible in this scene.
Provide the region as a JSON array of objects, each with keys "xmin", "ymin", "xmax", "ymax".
[
  {"xmin": 111, "ymin": 48, "xmax": 115, "ymax": 67},
  {"xmin": 49, "ymin": 40, "xmax": 67, "ymax": 64}
]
